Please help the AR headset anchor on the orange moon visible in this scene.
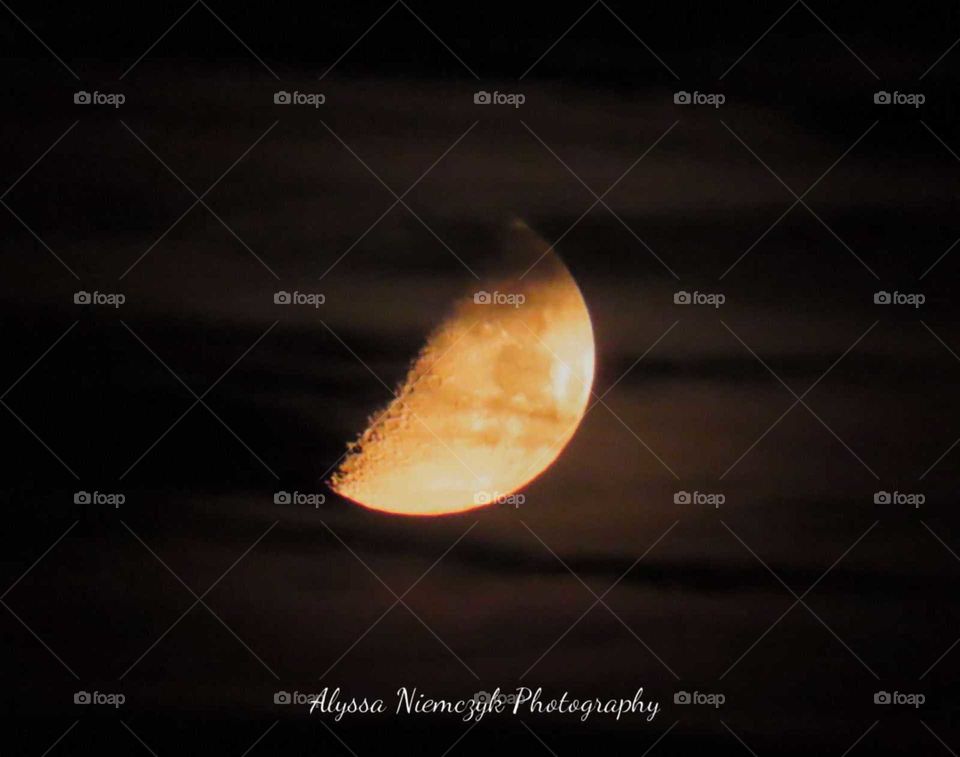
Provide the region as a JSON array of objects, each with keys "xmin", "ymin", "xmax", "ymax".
[{"xmin": 329, "ymin": 220, "xmax": 595, "ymax": 516}]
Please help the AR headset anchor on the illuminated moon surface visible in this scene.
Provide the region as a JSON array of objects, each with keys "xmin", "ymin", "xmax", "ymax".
[{"xmin": 330, "ymin": 220, "xmax": 596, "ymax": 516}]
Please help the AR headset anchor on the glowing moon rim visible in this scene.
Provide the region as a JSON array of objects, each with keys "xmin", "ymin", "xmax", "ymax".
[{"xmin": 330, "ymin": 220, "xmax": 596, "ymax": 516}]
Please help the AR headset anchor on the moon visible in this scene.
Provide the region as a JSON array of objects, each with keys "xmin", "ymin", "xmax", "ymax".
[{"xmin": 329, "ymin": 219, "xmax": 596, "ymax": 516}]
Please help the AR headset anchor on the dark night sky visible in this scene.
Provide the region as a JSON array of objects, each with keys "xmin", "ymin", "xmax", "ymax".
[{"xmin": 2, "ymin": 2, "xmax": 960, "ymax": 755}]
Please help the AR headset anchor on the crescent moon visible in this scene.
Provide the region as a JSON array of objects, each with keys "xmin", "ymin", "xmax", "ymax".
[{"xmin": 329, "ymin": 219, "xmax": 596, "ymax": 516}]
